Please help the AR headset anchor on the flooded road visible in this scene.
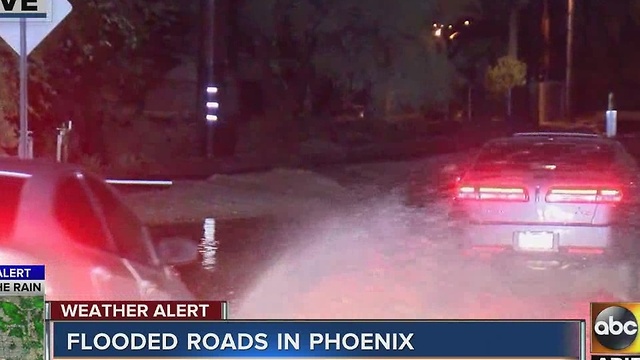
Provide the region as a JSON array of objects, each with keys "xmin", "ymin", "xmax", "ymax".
[
  {"xmin": 148, "ymin": 201, "xmax": 620, "ymax": 321},
  {"xmin": 131, "ymin": 153, "xmax": 624, "ymax": 321},
  {"xmin": 149, "ymin": 216, "xmax": 298, "ymax": 303}
]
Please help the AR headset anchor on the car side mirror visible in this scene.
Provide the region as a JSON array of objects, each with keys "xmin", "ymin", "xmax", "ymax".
[{"xmin": 157, "ymin": 237, "xmax": 198, "ymax": 266}]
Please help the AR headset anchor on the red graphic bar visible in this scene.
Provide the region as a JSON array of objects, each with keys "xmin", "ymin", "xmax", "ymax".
[{"xmin": 48, "ymin": 301, "xmax": 227, "ymax": 321}]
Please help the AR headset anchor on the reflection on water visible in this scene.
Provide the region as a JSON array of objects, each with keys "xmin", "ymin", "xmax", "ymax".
[
  {"xmin": 199, "ymin": 218, "xmax": 218, "ymax": 271},
  {"xmin": 151, "ymin": 216, "xmax": 280, "ymax": 300}
]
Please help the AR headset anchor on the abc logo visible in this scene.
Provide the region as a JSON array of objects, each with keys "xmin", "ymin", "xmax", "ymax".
[{"xmin": 594, "ymin": 306, "xmax": 639, "ymax": 350}]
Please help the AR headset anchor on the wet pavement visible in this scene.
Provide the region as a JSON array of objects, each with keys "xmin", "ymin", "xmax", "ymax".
[
  {"xmin": 149, "ymin": 216, "xmax": 298, "ymax": 303},
  {"xmin": 147, "ymin": 203, "xmax": 621, "ymax": 321},
  {"xmin": 134, "ymin": 152, "xmax": 626, "ymax": 321}
]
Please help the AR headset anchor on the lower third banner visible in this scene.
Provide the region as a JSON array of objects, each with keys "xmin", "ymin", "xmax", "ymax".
[{"xmin": 52, "ymin": 320, "xmax": 585, "ymax": 359}]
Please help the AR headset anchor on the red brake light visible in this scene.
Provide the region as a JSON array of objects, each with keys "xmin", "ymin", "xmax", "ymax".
[
  {"xmin": 456, "ymin": 185, "xmax": 528, "ymax": 201},
  {"xmin": 545, "ymin": 188, "xmax": 622, "ymax": 203},
  {"xmin": 566, "ymin": 246, "xmax": 604, "ymax": 255}
]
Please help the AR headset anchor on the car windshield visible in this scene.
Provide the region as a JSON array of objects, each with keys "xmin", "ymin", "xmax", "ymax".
[{"xmin": 473, "ymin": 141, "xmax": 616, "ymax": 172}]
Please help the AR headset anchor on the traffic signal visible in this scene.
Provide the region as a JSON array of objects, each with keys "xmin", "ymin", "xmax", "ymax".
[{"xmin": 205, "ymin": 85, "xmax": 218, "ymax": 122}]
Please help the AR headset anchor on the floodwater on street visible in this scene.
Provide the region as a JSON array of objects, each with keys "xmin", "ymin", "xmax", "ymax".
[
  {"xmin": 136, "ymin": 152, "xmax": 627, "ymax": 322},
  {"xmin": 149, "ymin": 200, "xmax": 620, "ymax": 321},
  {"xmin": 149, "ymin": 216, "xmax": 300, "ymax": 304}
]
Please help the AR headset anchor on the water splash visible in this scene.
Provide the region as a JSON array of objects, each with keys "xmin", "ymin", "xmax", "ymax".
[{"xmin": 198, "ymin": 217, "xmax": 218, "ymax": 271}]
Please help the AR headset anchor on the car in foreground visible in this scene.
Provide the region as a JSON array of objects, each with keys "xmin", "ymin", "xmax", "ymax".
[
  {"xmin": 0, "ymin": 157, "xmax": 198, "ymax": 300},
  {"xmin": 448, "ymin": 132, "xmax": 640, "ymax": 297}
]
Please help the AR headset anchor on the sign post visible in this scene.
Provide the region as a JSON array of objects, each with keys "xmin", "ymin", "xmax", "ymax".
[
  {"xmin": 605, "ymin": 92, "xmax": 617, "ymax": 138},
  {"xmin": 18, "ymin": 17, "xmax": 26, "ymax": 158},
  {"xmin": 0, "ymin": 0, "xmax": 72, "ymax": 159}
]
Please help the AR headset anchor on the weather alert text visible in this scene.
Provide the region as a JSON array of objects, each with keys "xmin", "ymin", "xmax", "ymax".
[
  {"xmin": 0, "ymin": 0, "xmax": 51, "ymax": 19},
  {"xmin": 592, "ymin": 302, "xmax": 640, "ymax": 360}
]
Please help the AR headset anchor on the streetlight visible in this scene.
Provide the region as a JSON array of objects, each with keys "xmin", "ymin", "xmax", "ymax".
[
  {"xmin": 432, "ymin": 22, "xmax": 464, "ymax": 39},
  {"xmin": 432, "ymin": 22, "xmax": 454, "ymax": 120},
  {"xmin": 433, "ymin": 23, "xmax": 442, "ymax": 37},
  {"xmin": 431, "ymin": 20, "xmax": 472, "ymax": 121},
  {"xmin": 565, "ymin": 0, "xmax": 574, "ymax": 121}
]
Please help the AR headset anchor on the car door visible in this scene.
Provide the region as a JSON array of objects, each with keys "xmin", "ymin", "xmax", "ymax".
[
  {"xmin": 81, "ymin": 174, "xmax": 191, "ymax": 300},
  {"xmin": 49, "ymin": 172, "xmax": 144, "ymax": 300}
]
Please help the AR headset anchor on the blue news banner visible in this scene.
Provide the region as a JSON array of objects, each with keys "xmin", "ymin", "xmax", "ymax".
[
  {"xmin": 0, "ymin": 264, "xmax": 45, "ymax": 279},
  {"xmin": 52, "ymin": 320, "xmax": 585, "ymax": 358}
]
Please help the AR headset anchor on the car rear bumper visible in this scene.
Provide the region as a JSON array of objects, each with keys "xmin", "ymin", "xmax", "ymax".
[{"xmin": 456, "ymin": 222, "xmax": 634, "ymax": 263}]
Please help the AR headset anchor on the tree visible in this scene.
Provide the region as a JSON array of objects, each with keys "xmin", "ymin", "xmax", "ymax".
[
  {"xmin": 239, "ymin": 0, "xmax": 480, "ymax": 119},
  {"xmin": 0, "ymin": 0, "xmax": 188, "ymax": 158},
  {"xmin": 477, "ymin": 0, "xmax": 529, "ymax": 57},
  {"xmin": 485, "ymin": 55, "xmax": 526, "ymax": 117},
  {"xmin": 0, "ymin": 51, "xmax": 30, "ymax": 155},
  {"xmin": 572, "ymin": 0, "xmax": 640, "ymax": 112},
  {"xmin": 40, "ymin": 0, "xmax": 187, "ymax": 110},
  {"xmin": 0, "ymin": 118, "xmax": 18, "ymax": 155}
]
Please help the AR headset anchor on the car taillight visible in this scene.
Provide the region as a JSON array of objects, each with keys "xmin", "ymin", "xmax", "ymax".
[
  {"xmin": 456, "ymin": 186, "xmax": 528, "ymax": 201},
  {"xmin": 545, "ymin": 188, "xmax": 622, "ymax": 203},
  {"xmin": 566, "ymin": 246, "xmax": 604, "ymax": 255}
]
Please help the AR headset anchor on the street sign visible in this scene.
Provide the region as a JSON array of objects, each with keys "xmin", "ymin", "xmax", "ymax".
[
  {"xmin": 0, "ymin": 0, "xmax": 72, "ymax": 56},
  {"xmin": 0, "ymin": 0, "xmax": 52, "ymax": 20}
]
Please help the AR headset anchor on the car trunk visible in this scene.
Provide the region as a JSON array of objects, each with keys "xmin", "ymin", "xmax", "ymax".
[{"xmin": 458, "ymin": 168, "xmax": 622, "ymax": 225}]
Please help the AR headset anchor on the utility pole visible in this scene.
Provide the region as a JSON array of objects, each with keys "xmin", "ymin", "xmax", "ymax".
[
  {"xmin": 199, "ymin": 0, "xmax": 217, "ymax": 157},
  {"xmin": 538, "ymin": 0, "xmax": 551, "ymax": 125},
  {"xmin": 542, "ymin": 0, "xmax": 550, "ymax": 77},
  {"xmin": 18, "ymin": 18, "xmax": 28, "ymax": 159},
  {"xmin": 565, "ymin": 0, "xmax": 574, "ymax": 121}
]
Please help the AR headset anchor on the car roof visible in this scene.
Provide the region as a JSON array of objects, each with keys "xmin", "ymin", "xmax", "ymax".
[
  {"xmin": 485, "ymin": 132, "xmax": 620, "ymax": 147},
  {"xmin": 512, "ymin": 131, "xmax": 601, "ymax": 138},
  {"xmin": 0, "ymin": 157, "xmax": 87, "ymax": 178}
]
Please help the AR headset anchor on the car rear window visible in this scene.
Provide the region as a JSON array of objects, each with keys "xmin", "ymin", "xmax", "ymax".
[
  {"xmin": 473, "ymin": 141, "xmax": 617, "ymax": 172},
  {"xmin": 0, "ymin": 174, "xmax": 27, "ymax": 239},
  {"xmin": 53, "ymin": 175, "xmax": 111, "ymax": 251},
  {"xmin": 84, "ymin": 175, "xmax": 154, "ymax": 266}
]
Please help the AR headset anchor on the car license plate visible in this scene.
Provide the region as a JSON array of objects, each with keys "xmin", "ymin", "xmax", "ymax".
[{"xmin": 517, "ymin": 232, "xmax": 554, "ymax": 251}]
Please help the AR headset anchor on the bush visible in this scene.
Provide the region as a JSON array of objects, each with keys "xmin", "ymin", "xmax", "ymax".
[
  {"xmin": 485, "ymin": 56, "xmax": 527, "ymax": 96},
  {"xmin": 75, "ymin": 152, "xmax": 153, "ymax": 177},
  {"xmin": 0, "ymin": 117, "xmax": 18, "ymax": 155},
  {"xmin": 78, "ymin": 154, "xmax": 106, "ymax": 174},
  {"xmin": 110, "ymin": 153, "xmax": 151, "ymax": 176},
  {"xmin": 103, "ymin": 115, "xmax": 201, "ymax": 164}
]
